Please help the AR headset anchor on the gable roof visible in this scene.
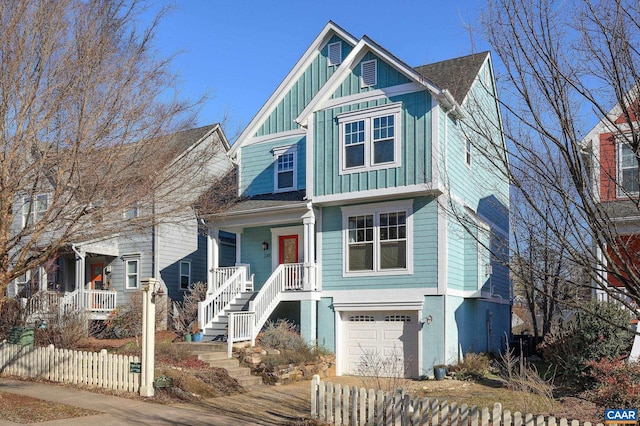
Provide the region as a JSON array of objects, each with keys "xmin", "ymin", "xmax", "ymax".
[
  {"xmin": 295, "ymin": 35, "xmax": 451, "ymax": 126},
  {"xmin": 414, "ymin": 51, "xmax": 490, "ymax": 105},
  {"xmin": 229, "ymin": 21, "xmax": 358, "ymax": 157}
]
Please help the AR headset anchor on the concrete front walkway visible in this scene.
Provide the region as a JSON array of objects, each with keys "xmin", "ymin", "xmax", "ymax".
[{"xmin": 0, "ymin": 378, "xmax": 255, "ymax": 426}]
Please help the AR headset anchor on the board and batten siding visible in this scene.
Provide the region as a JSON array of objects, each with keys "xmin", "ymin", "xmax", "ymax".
[
  {"xmin": 255, "ymin": 35, "xmax": 353, "ymax": 138},
  {"xmin": 314, "ymin": 91, "xmax": 432, "ymax": 197},
  {"xmin": 320, "ymin": 197, "xmax": 438, "ymax": 290},
  {"xmin": 239, "ymin": 225, "xmax": 276, "ymax": 290},
  {"xmin": 331, "ymin": 51, "xmax": 412, "ymax": 99},
  {"xmin": 240, "ymin": 136, "xmax": 306, "ymax": 197}
]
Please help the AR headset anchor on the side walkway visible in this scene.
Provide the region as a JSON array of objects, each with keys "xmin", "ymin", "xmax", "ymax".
[{"xmin": 0, "ymin": 378, "xmax": 254, "ymax": 426}]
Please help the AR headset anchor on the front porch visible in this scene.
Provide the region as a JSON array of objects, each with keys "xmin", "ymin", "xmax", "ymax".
[
  {"xmin": 25, "ymin": 288, "xmax": 117, "ymax": 321},
  {"xmin": 19, "ymin": 239, "xmax": 120, "ymax": 321}
]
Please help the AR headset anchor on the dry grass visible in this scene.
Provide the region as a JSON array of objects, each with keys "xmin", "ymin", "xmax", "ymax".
[{"xmin": 0, "ymin": 391, "xmax": 100, "ymax": 424}]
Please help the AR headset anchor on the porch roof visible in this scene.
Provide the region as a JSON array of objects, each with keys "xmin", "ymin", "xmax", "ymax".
[{"xmin": 206, "ymin": 190, "xmax": 307, "ymax": 217}]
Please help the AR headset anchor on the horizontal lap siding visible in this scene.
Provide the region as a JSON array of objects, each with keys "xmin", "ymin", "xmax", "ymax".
[
  {"xmin": 240, "ymin": 136, "xmax": 305, "ymax": 197},
  {"xmin": 321, "ymin": 197, "xmax": 438, "ymax": 290},
  {"xmin": 256, "ymin": 35, "xmax": 352, "ymax": 137}
]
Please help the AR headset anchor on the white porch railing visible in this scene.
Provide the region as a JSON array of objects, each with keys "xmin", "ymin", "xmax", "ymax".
[
  {"xmin": 25, "ymin": 289, "xmax": 117, "ymax": 318},
  {"xmin": 227, "ymin": 311, "xmax": 255, "ymax": 357},
  {"xmin": 225, "ymin": 263, "xmax": 317, "ymax": 356},
  {"xmin": 210, "ymin": 265, "xmax": 254, "ymax": 293},
  {"xmin": 199, "ymin": 265, "xmax": 250, "ymax": 330}
]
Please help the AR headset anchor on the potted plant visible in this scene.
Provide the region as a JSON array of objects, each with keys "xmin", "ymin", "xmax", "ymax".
[
  {"xmin": 184, "ymin": 332, "xmax": 193, "ymax": 342},
  {"xmin": 190, "ymin": 322, "xmax": 203, "ymax": 342},
  {"xmin": 433, "ymin": 364, "xmax": 448, "ymax": 381}
]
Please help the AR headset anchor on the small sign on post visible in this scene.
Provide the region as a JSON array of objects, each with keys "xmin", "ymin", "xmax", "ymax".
[{"xmin": 129, "ymin": 362, "xmax": 141, "ymax": 374}]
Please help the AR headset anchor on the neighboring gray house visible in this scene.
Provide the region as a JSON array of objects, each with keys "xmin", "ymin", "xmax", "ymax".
[{"xmin": 9, "ymin": 124, "xmax": 233, "ymax": 319}]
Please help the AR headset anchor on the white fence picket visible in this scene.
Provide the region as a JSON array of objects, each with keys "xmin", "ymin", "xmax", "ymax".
[
  {"xmin": 310, "ymin": 375, "xmax": 606, "ymax": 426},
  {"xmin": 0, "ymin": 342, "xmax": 140, "ymax": 393}
]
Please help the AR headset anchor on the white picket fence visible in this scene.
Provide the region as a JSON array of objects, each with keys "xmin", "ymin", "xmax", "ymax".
[
  {"xmin": 0, "ymin": 342, "xmax": 140, "ymax": 393},
  {"xmin": 310, "ymin": 375, "xmax": 604, "ymax": 426}
]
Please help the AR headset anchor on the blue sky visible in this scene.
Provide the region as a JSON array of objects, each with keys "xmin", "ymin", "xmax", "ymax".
[{"xmin": 144, "ymin": 1, "xmax": 488, "ymax": 140}]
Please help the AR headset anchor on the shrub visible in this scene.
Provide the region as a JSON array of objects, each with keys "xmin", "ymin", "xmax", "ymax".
[
  {"xmin": 258, "ymin": 320, "xmax": 319, "ymax": 367},
  {"xmin": 356, "ymin": 347, "xmax": 409, "ymax": 392},
  {"xmin": 452, "ymin": 352, "xmax": 491, "ymax": 380},
  {"xmin": 585, "ymin": 358, "xmax": 640, "ymax": 407},
  {"xmin": 34, "ymin": 309, "xmax": 87, "ymax": 349},
  {"xmin": 102, "ymin": 291, "xmax": 165, "ymax": 341},
  {"xmin": 259, "ymin": 320, "xmax": 307, "ymax": 352},
  {"xmin": 498, "ymin": 346, "xmax": 555, "ymax": 413},
  {"xmin": 0, "ymin": 298, "xmax": 22, "ymax": 340},
  {"xmin": 539, "ymin": 301, "xmax": 634, "ymax": 381},
  {"xmin": 171, "ymin": 282, "xmax": 207, "ymax": 336}
]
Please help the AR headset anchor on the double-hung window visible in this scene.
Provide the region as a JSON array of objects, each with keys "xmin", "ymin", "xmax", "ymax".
[
  {"xmin": 123, "ymin": 202, "xmax": 139, "ymax": 220},
  {"xmin": 22, "ymin": 194, "xmax": 48, "ymax": 227},
  {"xmin": 272, "ymin": 145, "xmax": 297, "ymax": 192},
  {"xmin": 124, "ymin": 256, "xmax": 140, "ymax": 290},
  {"xmin": 619, "ymin": 142, "xmax": 639, "ymax": 196},
  {"xmin": 338, "ymin": 103, "xmax": 402, "ymax": 174},
  {"xmin": 180, "ymin": 260, "xmax": 191, "ymax": 290},
  {"xmin": 342, "ymin": 200, "xmax": 413, "ymax": 276}
]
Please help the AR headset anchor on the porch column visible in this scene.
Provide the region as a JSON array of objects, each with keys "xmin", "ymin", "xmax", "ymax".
[
  {"xmin": 300, "ymin": 300, "xmax": 317, "ymax": 343},
  {"xmin": 38, "ymin": 266, "xmax": 46, "ymax": 292},
  {"xmin": 72, "ymin": 246, "xmax": 85, "ymax": 309},
  {"xmin": 207, "ymin": 225, "xmax": 219, "ymax": 293},
  {"xmin": 302, "ymin": 207, "xmax": 316, "ymax": 291}
]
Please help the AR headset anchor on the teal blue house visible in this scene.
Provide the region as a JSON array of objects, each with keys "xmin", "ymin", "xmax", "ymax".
[{"xmin": 199, "ymin": 22, "xmax": 510, "ymax": 378}]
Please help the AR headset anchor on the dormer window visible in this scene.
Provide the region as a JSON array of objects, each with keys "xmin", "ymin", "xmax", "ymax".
[
  {"xmin": 361, "ymin": 59, "xmax": 377, "ymax": 88},
  {"xmin": 328, "ymin": 42, "xmax": 342, "ymax": 66},
  {"xmin": 273, "ymin": 145, "xmax": 297, "ymax": 192}
]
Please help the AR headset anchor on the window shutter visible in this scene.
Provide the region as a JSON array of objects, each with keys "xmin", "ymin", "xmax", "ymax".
[
  {"xmin": 328, "ymin": 42, "xmax": 342, "ymax": 66},
  {"xmin": 361, "ymin": 60, "xmax": 377, "ymax": 87}
]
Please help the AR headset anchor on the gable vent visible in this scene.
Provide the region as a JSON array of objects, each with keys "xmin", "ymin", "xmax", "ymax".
[
  {"xmin": 361, "ymin": 60, "xmax": 377, "ymax": 88},
  {"xmin": 328, "ymin": 42, "xmax": 342, "ymax": 66}
]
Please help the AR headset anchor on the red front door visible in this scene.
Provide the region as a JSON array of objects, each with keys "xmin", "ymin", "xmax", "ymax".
[
  {"xmin": 278, "ymin": 235, "xmax": 299, "ymax": 264},
  {"xmin": 90, "ymin": 263, "xmax": 104, "ymax": 290}
]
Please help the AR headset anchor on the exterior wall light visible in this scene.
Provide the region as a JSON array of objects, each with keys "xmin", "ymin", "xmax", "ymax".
[{"xmin": 262, "ymin": 241, "xmax": 269, "ymax": 251}]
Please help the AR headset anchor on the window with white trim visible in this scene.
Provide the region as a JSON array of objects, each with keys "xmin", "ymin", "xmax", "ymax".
[
  {"xmin": 361, "ymin": 59, "xmax": 377, "ymax": 87},
  {"xmin": 328, "ymin": 42, "xmax": 342, "ymax": 66},
  {"xmin": 125, "ymin": 257, "xmax": 140, "ymax": 290},
  {"xmin": 338, "ymin": 103, "xmax": 402, "ymax": 174},
  {"xmin": 123, "ymin": 202, "xmax": 139, "ymax": 220},
  {"xmin": 342, "ymin": 201, "xmax": 413, "ymax": 276},
  {"xmin": 619, "ymin": 142, "xmax": 639, "ymax": 195},
  {"xmin": 22, "ymin": 194, "xmax": 48, "ymax": 227},
  {"xmin": 180, "ymin": 260, "xmax": 191, "ymax": 290},
  {"xmin": 272, "ymin": 145, "xmax": 297, "ymax": 192}
]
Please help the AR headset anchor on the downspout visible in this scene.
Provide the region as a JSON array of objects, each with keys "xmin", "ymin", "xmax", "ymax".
[
  {"xmin": 152, "ymin": 198, "xmax": 158, "ymax": 279},
  {"xmin": 442, "ymin": 106, "xmax": 449, "ymax": 365}
]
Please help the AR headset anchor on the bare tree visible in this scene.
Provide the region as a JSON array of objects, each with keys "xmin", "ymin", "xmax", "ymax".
[
  {"xmin": 0, "ymin": 1, "xmax": 216, "ymax": 297},
  {"xmin": 472, "ymin": 0, "xmax": 640, "ymax": 315}
]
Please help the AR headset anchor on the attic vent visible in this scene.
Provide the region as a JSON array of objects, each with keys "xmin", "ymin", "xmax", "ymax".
[
  {"xmin": 361, "ymin": 60, "xmax": 377, "ymax": 88},
  {"xmin": 328, "ymin": 42, "xmax": 342, "ymax": 66}
]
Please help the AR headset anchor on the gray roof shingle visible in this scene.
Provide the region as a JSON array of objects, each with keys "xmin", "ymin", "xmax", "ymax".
[{"xmin": 414, "ymin": 51, "xmax": 489, "ymax": 104}]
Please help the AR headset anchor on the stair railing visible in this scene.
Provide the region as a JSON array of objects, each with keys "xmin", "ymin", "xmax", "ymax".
[
  {"xmin": 227, "ymin": 262, "xmax": 309, "ymax": 357},
  {"xmin": 199, "ymin": 265, "xmax": 248, "ymax": 330}
]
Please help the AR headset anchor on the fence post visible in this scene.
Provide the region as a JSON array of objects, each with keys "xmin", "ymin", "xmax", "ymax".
[
  {"xmin": 139, "ymin": 278, "xmax": 158, "ymax": 397},
  {"xmin": 227, "ymin": 312, "xmax": 235, "ymax": 358},
  {"xmin": 311, "ymin": 375, "xmax": 319, "ymax": 419}
]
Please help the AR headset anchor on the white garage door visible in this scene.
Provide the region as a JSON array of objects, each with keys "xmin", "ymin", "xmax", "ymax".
[{"xmin": 342, "ymin": 311, "xmax": 419, "ymax": 378}]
